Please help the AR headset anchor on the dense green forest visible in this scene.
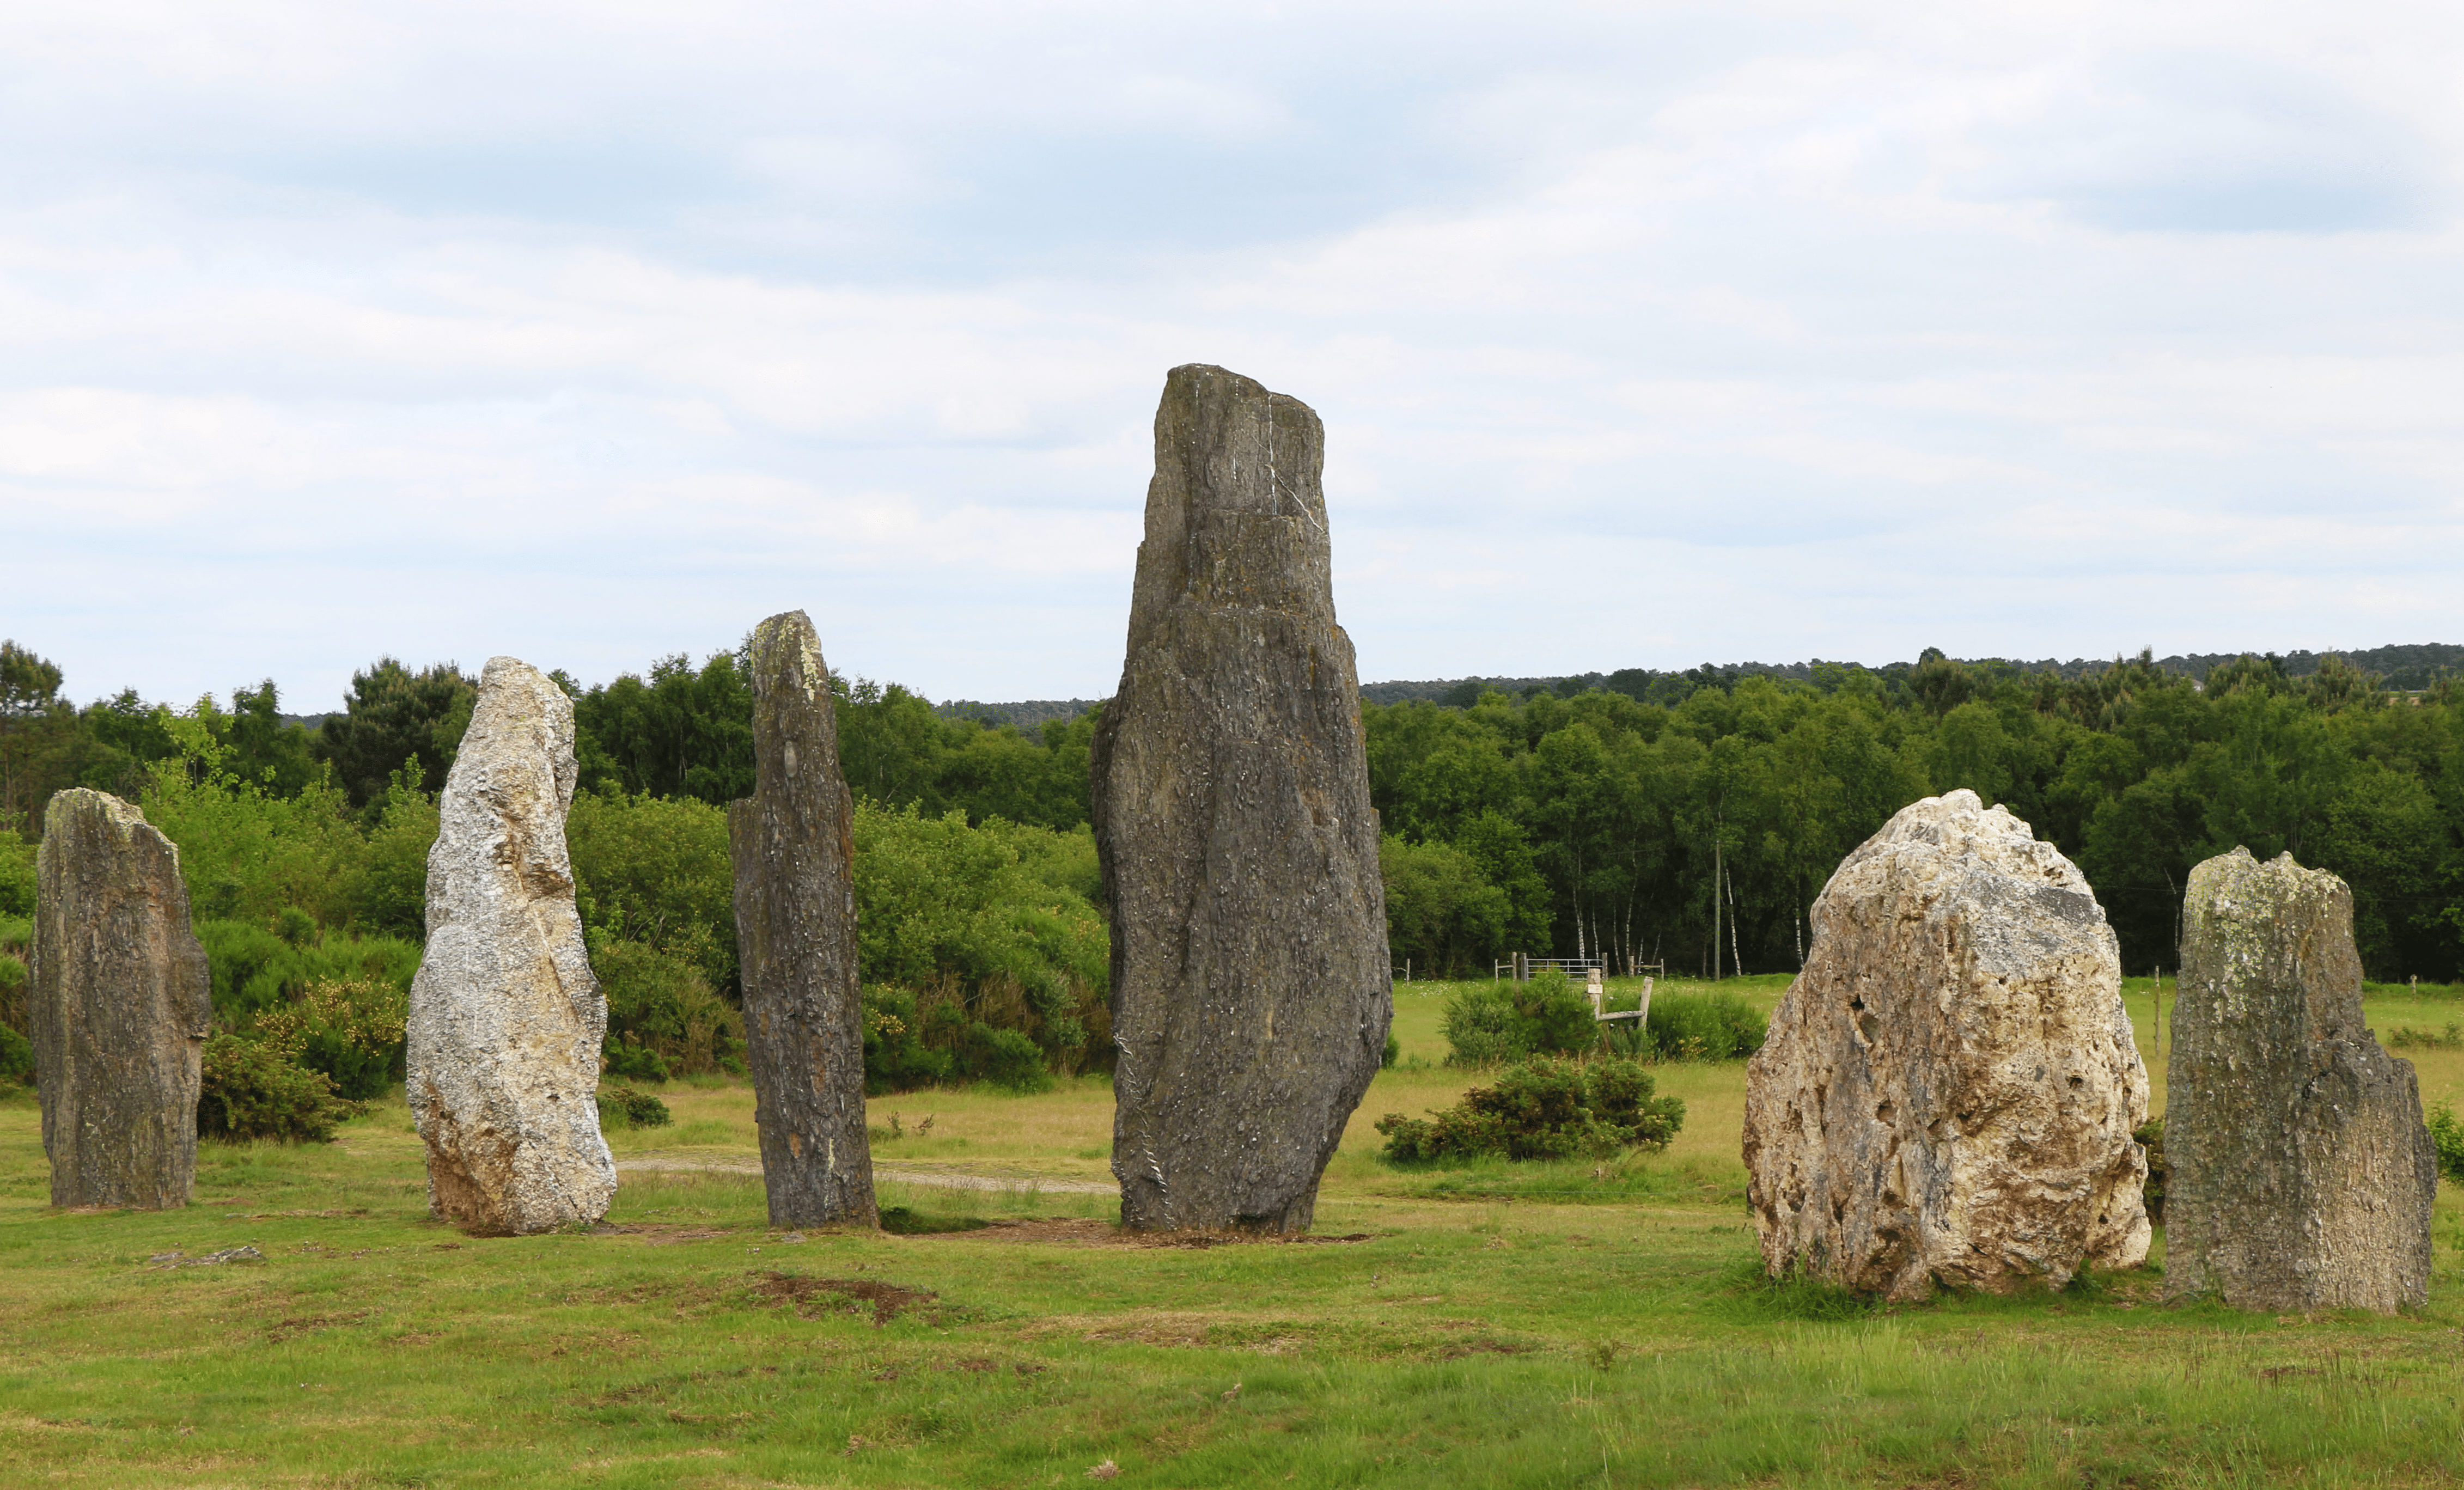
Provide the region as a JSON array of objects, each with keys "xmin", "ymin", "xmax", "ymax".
[
  {"xmin": 1365, "ymin": 650, "xmax": 2461, "ymax": 981},
  {"xmin": 0, "ymin": 642, "xmax": 1103, "ymax": 1097},
  {"xmin": 2, "ymin": 637, "xmax": 2460, "ymax": 1103}
]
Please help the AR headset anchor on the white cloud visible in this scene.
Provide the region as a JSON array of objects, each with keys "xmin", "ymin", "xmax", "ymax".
[{"xmin": 5, "ymin": 1, "xmax": 2464, "ymax": 709}]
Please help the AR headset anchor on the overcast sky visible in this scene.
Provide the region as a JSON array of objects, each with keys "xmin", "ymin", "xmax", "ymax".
[{"xmin": 7, "ymin": 1, "xmax": 2462, "ymax": 711}]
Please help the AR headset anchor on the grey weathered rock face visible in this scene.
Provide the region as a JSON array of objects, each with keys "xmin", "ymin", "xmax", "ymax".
[
  {"xmin": 30, "ymin": 789, "xmax": 212, "ymax": 1210},
  {"xmin": 1090, "ymin": 363, "xmax": 1393, "ymax": 1234},
  {"xmin": 406, "ymin": 656, "xmax": 616, "ymax": 1236},
  {"xmin": 729, "ymin": 610, "xmax": 876, "ymax": 1229},
  {"xmin": 1743, "ymin": 790, "xmax": 2150, "ymax": 1300},
  {"xmin": 2164, "ymin": 848, "xmax": 2435, "ymax": 1313}
]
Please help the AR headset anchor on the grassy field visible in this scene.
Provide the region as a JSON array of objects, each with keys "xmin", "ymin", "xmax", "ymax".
[{"xmin": 7, "ymin": 975, "xmax": 2464, "ymax": 1487}]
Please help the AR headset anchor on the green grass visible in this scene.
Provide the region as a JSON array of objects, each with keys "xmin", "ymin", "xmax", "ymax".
[{"xmin": 6, "ymin": 985, "xmax": 2464, "ymax": 1487}]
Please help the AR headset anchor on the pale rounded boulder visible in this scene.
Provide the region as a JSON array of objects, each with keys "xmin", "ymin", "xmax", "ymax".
[{"xmin": 1743, "ymin": 790, "xmax": 2150, "ymax": 1300}]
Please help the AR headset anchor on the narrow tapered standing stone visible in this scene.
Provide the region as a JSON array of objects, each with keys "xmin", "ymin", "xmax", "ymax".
[
  {"xmin": 1090, "ymin": 363, "xmax": 1393, "ymax": 1234},
  {"xmin": 729, "ymin": 610, "xmax": 876, "ymax": 1228},
  {"xmin": 30, "ymin": 789, "xmax": 212, "ymax": 1210},
  {"xmin": 2165, "ymin": 848, "xmax": 2435, "ymax": 1312},
  {"xmin": 406, "ymin": 657, "xmax": 617, "ymax": 1236}
]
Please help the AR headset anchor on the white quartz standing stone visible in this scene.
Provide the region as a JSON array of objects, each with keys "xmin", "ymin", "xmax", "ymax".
[{"xmin": 406, "ymin": 656, "xmax": 616, "ymax": 1235}]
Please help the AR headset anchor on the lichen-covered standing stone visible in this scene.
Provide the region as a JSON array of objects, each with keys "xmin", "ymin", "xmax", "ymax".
[
  {"xmin": 30, "ymin": 789, "xmax": 212, "ymax": 1209},
  {"xmin": 729, "ymin": 609, "xmax": 876, "ymax": 1228},
  {"xmin": 406, "ymin": 656, "xmax": 617, "ymax": 1235},
  {"xmin": 1743, "ymin": 790, "xmax": 2150, "ymax": 1300},
  {"xmin": 2164, "ymin": 848, "xmax": 2434, "ymax": 1312},
  {"xmin": 1091, "ymin": 363, "xmax": 1393, "ymax": 1234}
]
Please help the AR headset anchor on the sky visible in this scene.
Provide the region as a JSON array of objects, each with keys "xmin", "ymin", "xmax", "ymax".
[{"xmin": 6, "ymin": 0, "xmax": 2463, "ymax": 712}]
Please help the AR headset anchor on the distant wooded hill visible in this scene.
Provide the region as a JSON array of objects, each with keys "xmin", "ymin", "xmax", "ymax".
[
  {"xmin": 943, "ymin": 642, "xmax": 2464, "ymax": 722},
  {"xmin": 936, "ymin": 698, "xmax": 1106, "ymax": 730}
]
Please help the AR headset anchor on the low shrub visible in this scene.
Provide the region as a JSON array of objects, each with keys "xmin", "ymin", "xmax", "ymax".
[
  {"xmin": 951, "ymin": 1021, "xmax": 1055, "ymax": 1094},
  {"xmin": 2389, "ymin": 1021, "xmax": 2464, "ymax": 1051},
  {"xmin": 2427, "ymin": 1103, "xmax": 2464, "ymax": 1182},
  {"xmin": 1644, "ymin": 991, "xmax": 1766, "ymax": 1061},
  {"xmin": 0, "ymin": 948, "xmax": 26, "ymax": 1047},
  {"xmin": 851, "ymin": 804, "xmax": 1111, "ymax": 1076},
  {"xmin": 197, "ymin": 1031, "xmax": 362, "ymax": 1143},
  {"xmin": 602, "ymin": 1039, "xmax": 672, "ymax": 1084},
  {"xmin": 1441, "ymin": 972, "xmax": 1597, "ymax": 1066},
  {"xmin": 1376, "ymin": 1057, "xmax": 1685, "ymax": 1164},
  {"xmin": 0, "ymin": 1021, "xmax": 31, "ymax": 1089},
  {"xmin": 596, "ymin": 1085, "xmax": 673, "ymax": 1130},
  {"xmin": 0, "ymin": 838, "xmax": 39, "ymax": 919},
  {"xmin": 2134, "ymin": 1116, "xmax": 2167, "ymax": 1222},
  {"xmin": 593, "ymin": 935, "xmax": 745, "ymax": 1077}
]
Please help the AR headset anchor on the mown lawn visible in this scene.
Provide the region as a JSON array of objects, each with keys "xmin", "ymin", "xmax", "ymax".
[{"xmin": 6, "ymin": 978, "xmax": 2464, "ymax": 1487}]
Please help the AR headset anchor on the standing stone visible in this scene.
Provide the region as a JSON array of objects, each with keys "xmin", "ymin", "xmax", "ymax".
[
  {"xmin": 1743, "ymin": 790, "xmax": 2150, "ymax": 1300},
  {"xmin": 2164, "ymin": 848, "xmax": 2434, "ymax": 1312},
  {"xmin": 406, "ymin": 657, "xmax": 616, "ymax": 1236},
  {"xmin": 729, "ymin": 610, "xmax": 876, "ymax": 1228},
  {"xmin": 30, "ymin": 789, "xmax": 212, "ymax": 1209},
  {"xmin": 1091, "ymin": 363, "xmax": 1393, "ymax": 1234}
]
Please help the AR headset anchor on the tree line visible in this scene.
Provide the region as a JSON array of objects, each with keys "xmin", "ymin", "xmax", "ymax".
[
  {"xmin": 1369, "ymin": 650, "xmax": 2462, "ymax": 981},
  {"xmin": 4, "ymin": 638, "xmax": 2460, "ymax": 1000},
  {"xmin": 0, "ymin": 640, "xmax": 1106, "ymax": 1097}
]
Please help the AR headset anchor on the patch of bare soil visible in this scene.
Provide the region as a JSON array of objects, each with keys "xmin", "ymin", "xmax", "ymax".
[
  {"xmin": 749, "ymin": 1272, "xmax": 937, "ymax": 1326},
  {"xmin": 936, "ymin": 1218, "xmax": 1379, "ymax": 1249},
  {"xmin": 265, "ymin": 1309, "xmax": 375, "ymax": 1344},
  {"xmin": 222, "ymin": 1209, "xmax": 372, "ymax": 1220},
  {"xmin": 1032, "ymin": 1310, "xmax": 1325, "ymax": 1354},
  {"xmin": 939, "ymin": 1218, "xmax": 1125, "ymax": 1246},
  {"xmin": 1146, "ymin": 1231, "xmax": 1377, "ymax": 1250},
  {"xmin": 606, "ymin": 1224, "xmax": 735, "ymax": 1245}
]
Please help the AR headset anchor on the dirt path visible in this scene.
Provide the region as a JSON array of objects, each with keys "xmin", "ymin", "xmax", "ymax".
[{"xmin": 612, "ymin": 1152, "xmax": 1115, "ymax": 1196}]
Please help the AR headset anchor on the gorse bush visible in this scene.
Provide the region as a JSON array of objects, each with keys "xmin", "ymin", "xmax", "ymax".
[
  {"xmin": 249, "ymin": 978, "xmax": 407, "ymax": 1102},
  {"xmin": 197, "ymin": 1031, "xmax": 362, "ymax": 1143},
  {"xmin": 861, "ymin": 986, "xmax": 942, "ymax": 1093},
  {"xmin": 1442, "ymin": 972, "xmax": 1596, "ymax": 1066},
  {"xmin": 1376, "ymin": 1057, "xmax": 1685, "ymax": 1165},
  {"xmin": 858, "ymin": 982, "xmax": 1057, "ymax": 1094},
  {"xmin": 194, "ymin": 919, "xmax": 420, "ymax": 1023}
]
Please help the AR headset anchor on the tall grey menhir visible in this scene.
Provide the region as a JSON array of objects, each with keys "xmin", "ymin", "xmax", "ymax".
[
  {"xmin": 31, "ymin": 789, "xmax": 212, "ymax": 1210},
  {"xmin": 1091, "ymin": 363, "xmax": 1393, "ymax": 1233},
  {"xmin": 729, "ymin": 610, "xmax": 876, "ymax": 1228}
]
